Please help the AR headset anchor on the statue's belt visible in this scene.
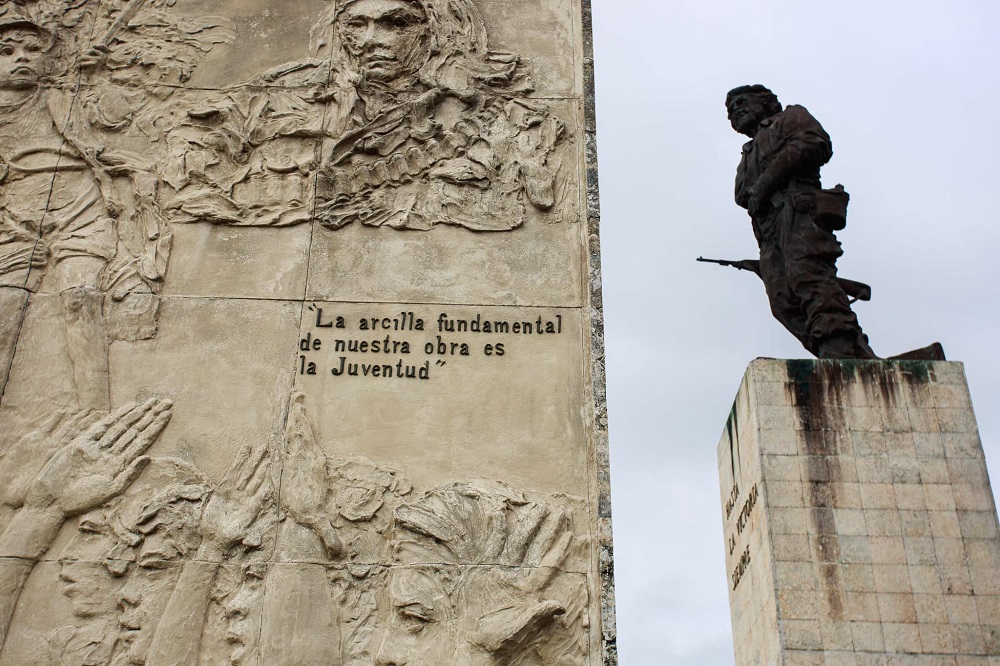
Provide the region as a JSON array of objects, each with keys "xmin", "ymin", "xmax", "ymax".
[{"xmin": 320, "ymin": 123, "xmax": 477, "ymax": 203}]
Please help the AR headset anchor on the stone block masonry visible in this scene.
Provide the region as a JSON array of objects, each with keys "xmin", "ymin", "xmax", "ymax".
[{"xmin": 719, "ymin": 359, "xmax": 1000, "ymax": 665}]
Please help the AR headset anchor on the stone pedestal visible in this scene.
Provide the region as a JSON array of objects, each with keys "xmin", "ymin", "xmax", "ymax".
[{"xmin": 719, "ymin": 359, "xmax": 1000, "ymax": 665}]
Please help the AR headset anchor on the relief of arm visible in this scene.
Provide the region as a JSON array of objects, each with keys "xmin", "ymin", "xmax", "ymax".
[
  {"xmin": 0, "ymin": 506, "xmax": 65, "ymax": 649},
  {"xmin": 0, "ymin": 400, "xmax": 171, "ymax": 652},
  {"xmin": 143, "ymin": 559, "xmax": 221, "ymax": 666},
  {"xmin": 146, "ymin": 438, "xmax": 273, "ymax": 666}
]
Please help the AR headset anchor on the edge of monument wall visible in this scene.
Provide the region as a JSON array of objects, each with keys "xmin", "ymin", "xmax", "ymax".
[{"xmin": 580, "ymin": 1, "xmax": 617, "ymax": 664}]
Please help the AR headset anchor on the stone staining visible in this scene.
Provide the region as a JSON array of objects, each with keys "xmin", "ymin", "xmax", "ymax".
[
  {"xmin": 0, "ymin": 0, "xmax": 608, "ymax": 665},
  {"xmin": 719, "ymin": 359, "xmax": 1000, "ymax": 665}
]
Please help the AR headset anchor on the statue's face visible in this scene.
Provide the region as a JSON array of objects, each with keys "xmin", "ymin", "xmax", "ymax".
[
  {"xmin": 727, "ymin": 94, "xmax": 767, "ymax": 137},
  {"xmin": 0, "ymin": 28, "xmax": 49, "ymax": 90},
  {"xmin": 337, "ymin": 0, "xmax": 430, "ymax": 87}
]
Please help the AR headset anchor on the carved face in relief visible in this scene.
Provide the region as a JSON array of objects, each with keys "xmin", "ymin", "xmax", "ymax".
[
  {"xmin": 376, "ymin": 567, "xmax": 560, "ymax": 666},
  {"xmin": 0, "ymin": 25, "xmax": 52, "ymax": 90},
  {"xmin": 58, "ymin": 562, "xmax": 118, "ymax": 619},
  {"xmin": 115, "ymin": 559, "xmax": 181, "ymax": 665},
  {"xmin": 336, "ymin": 0, "xmax": 431, "ymax": 87},
  {"xmin": 57, "ymin": 516, "xmax": 127, "ymax": 621},
  {"xmin": 222, "ymin": 565, "xmax": 266, "ymax": 664},
  {"xmin": 375, "ymin": 568, "xmax": 462, "ymax": 666},
  {"xmin": 114, "ymin": 495, "xmax": 204, "ymax": 664}
]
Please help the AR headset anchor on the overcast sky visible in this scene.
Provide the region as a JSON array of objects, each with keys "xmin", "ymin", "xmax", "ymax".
[{"xmin": 590, "ymin": 1, "xmax": 1000, "ymax": 663}]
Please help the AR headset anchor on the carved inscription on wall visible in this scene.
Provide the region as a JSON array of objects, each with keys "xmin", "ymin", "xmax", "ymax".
[
  {"xmin": 725, "ymin": 482, "xmax": 758, "ymax": 590},
  {"xmin": 0, "ymin": 0, "xmax": 599, "ymax": 663},
  {"xmin": 720, "ymin": 403, "xmax": 761, "ymax": 597},
  {"xmin": 299, "ymin": 305, "xmax": 566, "ymax": 380}
]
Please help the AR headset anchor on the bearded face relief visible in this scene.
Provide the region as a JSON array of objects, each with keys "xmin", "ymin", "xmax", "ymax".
[{"xmin": 337, "ymin": 0, "xmax": 431, "ymax": 89}]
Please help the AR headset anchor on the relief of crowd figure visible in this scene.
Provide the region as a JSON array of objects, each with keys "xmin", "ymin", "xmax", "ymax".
[
  {"xmin": 165, "ymin": 0, "xmax": 567, "ymax": 232},
  {"xmin": 0, "ymin": 392, "xmax": 588, "ymax": 664},
  {"xmin": 0, "ymin": 0, "xmax": 234, "ymax": 428},
  {"xmin": 0, "ymin": 4, "xmax": 121, "ymax": 411}
]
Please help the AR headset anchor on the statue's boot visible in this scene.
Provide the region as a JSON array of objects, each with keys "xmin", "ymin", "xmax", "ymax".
[
  {"xmin": 854, "ymin": 333, "xmax": 878, "ymax": 359},
  {"xmin": 816, "ymin": 333, "xmax": 878, "ymax": 360}
]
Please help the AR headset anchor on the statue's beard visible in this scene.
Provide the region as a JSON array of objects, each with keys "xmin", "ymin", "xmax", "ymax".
[{"xmin": 731, "ymin": 112, "xmax": 760, "ymax": 137}]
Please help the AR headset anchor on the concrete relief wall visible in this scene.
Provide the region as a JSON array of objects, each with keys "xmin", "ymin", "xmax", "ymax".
[{"xmin": 0, "ymin": 0, "xmax": 609, "ymax": 663}]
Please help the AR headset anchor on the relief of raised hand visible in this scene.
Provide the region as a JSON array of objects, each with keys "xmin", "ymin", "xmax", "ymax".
[
  {"xmin": 281, "ymin": 392, "xmax": 341, "ymax": 558},
  {"xmin": 23, "ymin": 399, "xmax": 172, "ymax": 518},
  {"xmin": 198, "ymin": 438, "xmax": 275, "ymax": 562}
]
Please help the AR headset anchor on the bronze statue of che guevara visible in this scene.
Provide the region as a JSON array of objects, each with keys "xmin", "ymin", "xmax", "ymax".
[
  {"xmin": 725, "ymin": 84, "xmax": 880, "ymax": 359},
  {"xmin": 711, "ymin": 85, "xmax": 945, "ymax": 360}
]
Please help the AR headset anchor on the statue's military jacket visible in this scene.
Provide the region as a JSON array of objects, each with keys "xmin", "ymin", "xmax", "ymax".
[
  {"xmin": 734, "ymin": 104, "xmax": 832, "ymax": 215},
  {"xmin": 734, "ymin": 105, "xmax": 838, "ymax": 256}
]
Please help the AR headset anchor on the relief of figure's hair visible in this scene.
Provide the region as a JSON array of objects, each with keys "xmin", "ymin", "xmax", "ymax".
[
  {"xmin": 393, "ymin": 480, "xmax": 569, "ymax": 568},
  {"xmin": 105, "ymin": 458, "xmax": 211, "ymax": 563}
]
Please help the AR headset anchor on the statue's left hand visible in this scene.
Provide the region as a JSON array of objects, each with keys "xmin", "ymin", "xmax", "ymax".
[{"xmin": 23, "ymin": 399, "xmax": 172, "ymax": 517}]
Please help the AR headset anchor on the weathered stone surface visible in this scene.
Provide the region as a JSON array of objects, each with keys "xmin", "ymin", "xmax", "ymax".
[
  {"xmin": 720, "ymin": 359, "xmax": 1000, "ymax": 665},
  {"xmin": 163, "ymin": 225, "xmax": 313, "ymax": 300},
  {"xmin": 294, "ymin": 303, "xmax": 589, "ymax": 495},
  {"xmin": 305, "ymin": 210, "xmax": 585, "ymax": 306},
  {"xmin": 0, "ymin": 0, "xmax": 611, "ymax": 663}
]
